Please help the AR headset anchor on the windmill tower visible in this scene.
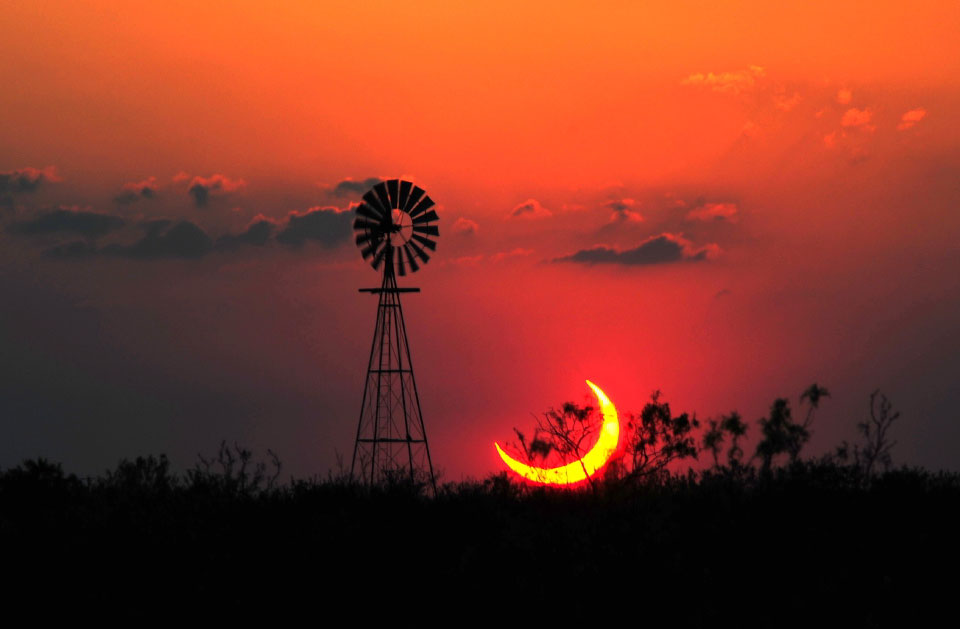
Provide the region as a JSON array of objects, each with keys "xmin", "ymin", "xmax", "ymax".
[{"xmin": 351, "ymin": 179, "xmax": 438, "ymax": 491}]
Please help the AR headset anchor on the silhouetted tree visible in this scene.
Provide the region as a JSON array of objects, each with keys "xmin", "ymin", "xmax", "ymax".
[
  {"xmin": 702, "ymin": 419, "xmax": 724, "ymax": 467},
  {"xmin": 856, "ymin": 389, "xmax": 900, "ymax": 478},
  {"xmin": 512, "ymin": 401, "xmax": 599, "ymax": 487},
  {"xmin": 102, "ymin": 454, "xmax": 177, "ymax": 494},
  {"xmin": 625, "ymin": 390, "xmax": 700, "ymax": 481},
  {"xmin": 186, "ymin": 441, "xmax": 282, "ymax": 496},
  {"xmin": 755, "ymin": 398, "xmax": 809, "ymax": 473},
  {"xmin": 702, "ymin": 411, "xmax": 748, "ymax": 468},
  {"xmin": 800, "ymin": 383, "xmax": 830, "ymax": 429}
]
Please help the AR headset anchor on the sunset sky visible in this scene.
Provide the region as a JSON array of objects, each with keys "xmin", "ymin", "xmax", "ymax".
[{"xmin": 2, "ymin": 1, "xmax": 959, "ymax": 479}]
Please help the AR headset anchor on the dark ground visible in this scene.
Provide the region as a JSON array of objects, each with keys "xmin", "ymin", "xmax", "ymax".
[{"xmin": 1, "ymin": 457, "xmax": 957, "ymax": 624}]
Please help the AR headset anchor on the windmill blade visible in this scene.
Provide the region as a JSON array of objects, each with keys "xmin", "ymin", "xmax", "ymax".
[
  {"xmin": 412, "ymin": 234, "xmax": 437, "ymax": 251},
  {"xmin": 412, "ymin": 224, "xmax": 439, "ymax": 237},
  {"xmin": 386, "ymin": 179, "xmax": 400, "ymax": 209},
  {"xmin": 356, "ymin": 203, "xmax": 385, "ymax": 222},
  {"xmin": 407, "ymin": 239, "xmax": 430, "ymax": 263},
  {"xmin": 398, "ymin": 180, "xmax": 413, "ymax": 210},
  {"xmin": 403, "ymin": 186, "xmax": 425, "ymax": 212},
  {"xmin": 356, "ymin": 180, "xmax": 438, "ymax": 272},
  {"xmin": 409, "ymin": 195, "xmax": 435, "ymax": 219},
  {"xmin": 360, "ymin": 240, "xmax": 381, "ymax": 260},
  {"xmin": 362, "ymin": 190, "xmax": 388, "ymax": 217},
  {"xmin": 403, "ymin": 243, "xmax": 421, "ymax": 272},
  {"xmin": 411, "ymin": 209, "xmax": 439, "ymax": 225},
  {"xmin": 373, "ymin": 182, "xmax": 392, "ymax": 214},
  {"xmin": 353, "ymin": 217, "xmax": 383, "ymax": 232},
  {"xmin": 371, "ymin": 244, "xmax": 388, "ymax": 270},
  {"xmin": 355, "ymin": 232, "xmax": 382, "ymax": 247}
]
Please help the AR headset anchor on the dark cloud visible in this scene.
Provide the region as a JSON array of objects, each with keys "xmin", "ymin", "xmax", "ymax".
[
  {"xmin": 604, "ymin": 199, "xmax": 642, "ymax": 223},
  {"xmin": 186, "ymin": 174, "xmax": 246, "ymax": 207},
  {"xmin": 44, "ymin": 240, "xmax": 98, "ymax": 258},
  {"xmin": 686, "ymin": 202, "xmax": 739, "ymax": 223},
  {"xmin": 216, "ymin": 217, "xmax": 277, "ymax": 250},
  {"xmin": 0, "ymin": 166, "xmax": 60, "ymax": 195},
  {"xmin": 510, "ymin": 199, "xmax": 552, "ymax": 219},
  {"xmin": 98, "ymin": 221, "xmax": 214, "ymax": 259},
  {"xmin": 114, "ymin": 177, "xmax": 159, "ymax": 205},
  {"xmin": 27, "ymin": 205, "xmax": 350, "ymax": 261},
  {"xmin": 555, "ymin": 233, "xmax": 718, "ymax": 266},
  {"xmin": 1, "ymin": 166, "xmax": 60, "ymax": 208},
  {"xmin": 331, "ymin": 177, "xmax": 381, "ymax": 197},
  {"xmin": 44, "ymin": 218, "xmax": 278, "ymax": 260},
  {"xmin": 7, "ymin": 207, "xmax": 125, "ymax": 238},
  {"xmin": 452, "ymin": 217, "xmax": 479, "ymax": 235},
  {"xmin": 276, "ymin": 206, "xmax": 353, "ymax": 247}
]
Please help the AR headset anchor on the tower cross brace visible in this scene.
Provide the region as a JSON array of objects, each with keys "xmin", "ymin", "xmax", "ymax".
[{"xmin": 351, "ymin": 254, "xmax": 436, "ymax": 492}]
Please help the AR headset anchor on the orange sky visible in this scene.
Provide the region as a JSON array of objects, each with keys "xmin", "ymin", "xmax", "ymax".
[{"xmin": 1, "ymin": 1, "xmax": 959, "ymax": 478}]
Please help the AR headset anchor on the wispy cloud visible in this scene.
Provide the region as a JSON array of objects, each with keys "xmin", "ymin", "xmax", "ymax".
[
  {"xmin": 681, "ymin": 66, "xmax": 765, "ymax": 94},
  {"xmin": 509, "ymin": 199, "xmax": 552, "ymax": 219},
  {"xmin": 897, "ymin": 108, "xmax": 927, "ymax": 131},
  {"xmin": 686, "ymin": 202, "xmax": 739, "ymax": 223}
]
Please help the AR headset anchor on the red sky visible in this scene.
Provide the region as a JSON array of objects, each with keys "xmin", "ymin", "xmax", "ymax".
[{"xmin": 2, "ymin": 1, "xmax": 959, "ymax": 479}]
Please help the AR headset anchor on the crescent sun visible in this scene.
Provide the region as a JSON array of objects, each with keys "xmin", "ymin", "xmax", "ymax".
[{"xmin": 494, "ymin": 380, "xmax": 620, "ymax": 485}]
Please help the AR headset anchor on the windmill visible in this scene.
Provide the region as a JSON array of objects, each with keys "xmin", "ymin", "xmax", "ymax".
[{"xmin": 351, "ymin": 179, "xmax": 439, "ymax": 491}]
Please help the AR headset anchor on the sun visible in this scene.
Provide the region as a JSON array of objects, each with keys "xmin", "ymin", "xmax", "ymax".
[{"xmin": 494, "ymin": 380, "xmax": 620, "ymax": 485}]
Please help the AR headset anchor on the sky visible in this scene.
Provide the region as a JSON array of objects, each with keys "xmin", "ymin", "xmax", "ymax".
[{"xmin": 2, "ymin": 1, "xmax": 959, "ymax": 480}]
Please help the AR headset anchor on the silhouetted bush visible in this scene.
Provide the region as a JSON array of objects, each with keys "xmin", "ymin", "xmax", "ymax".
[{"xmin": 0, "ymin": 386, "xmax": 953, "ymax": 622}]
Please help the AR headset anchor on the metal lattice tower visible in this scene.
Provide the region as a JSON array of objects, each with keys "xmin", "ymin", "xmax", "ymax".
[{"xmin": 350, "ymin": 179, "xmax": 438, "ymax": 491}]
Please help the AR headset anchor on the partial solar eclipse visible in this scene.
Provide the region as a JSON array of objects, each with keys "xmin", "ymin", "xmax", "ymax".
[{"xmin": 495, "ymin": 380, "xmax": 620, "ymax": 485}]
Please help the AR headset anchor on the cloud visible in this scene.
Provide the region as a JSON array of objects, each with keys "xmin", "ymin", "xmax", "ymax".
[
  {"xmin": 186, "ymin": 174, "xmax": 246, "ymax": 207},
  {"xmin": 109, "ymin": 221, "xmax": 213, "ymax": 258},
  {"xmin": 772, "ymin": 88, "xmax": 801, "ymax": 112},
  {"xmin": 44, "ymin": 240, "xmax": 99, "ymax": 258},
  {"xmin": 7, "ymin": 206, "xmax": 125, "ymax": 238},
  {"xmin": 841, "ymin": 108, "xmax": 874, "ymax": 129},
  {"xmin": 491, "ymin": 248, "xmax": 533, "ymax": 263},
  {"xmin": 555, "ymin": 233, "xmax": 718, "ymax": 266},
  {"xmin": 897, "ymin": 108, "xmax": 927, "ymax": 131},
  {"xmin": 114, "ymin": 176, "xmax": 159, "ymax": 204},
  {"xmin": 276, "ymin": 206, "xmax": 353, "ymax": 247},
  {"xmin": 46, "ymin": 220, "xmax": 214, "ymax": 259},
  {"xmin": 330, "ymin": 177, "xmax": 382, "ymax": 197},
  {"xmin": 0, "ymin": 166, "xmax": 60, "ymax": 195},
  {"xmin": 445, "ymin": 254, "xmax": 484, "ymax": 267},
  {"xmin": 681, "ymin": 66, "xmax": 765, "ymax": 94},
  {"xmin": 452, "ymin": 217, "xmax": 479, "ymax": 235},
  {"xmin": 216, "ymin": 215, "xmax": 278, "ymax": 249},
  {"xmin": 1, "ymin": 166, "xmax": 60, "ymax": 207},
  {"xmin": 510, "ymin": 199, "xmax": 552, "ymax": 219},
  {"xmin": 686, "ymin": 202, "xmax": 739, "ymax": 223},
  {"xmin": 837, "ymin": 88, "xmax": 853, "ymax": 105},
  {"xmin": 605, "ymin": 199, "xmax": 642, "ymax": 223}
]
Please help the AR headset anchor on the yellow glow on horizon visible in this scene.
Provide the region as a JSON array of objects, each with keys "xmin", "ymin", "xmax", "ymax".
[{"xmin": 494, "ymin": 380, "xmax": 619, "ymax": 485}]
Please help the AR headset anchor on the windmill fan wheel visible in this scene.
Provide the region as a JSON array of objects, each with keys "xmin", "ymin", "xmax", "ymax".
[{"xmin": 353, "ymin": 179, "xmax": 439, "ymax": 276}]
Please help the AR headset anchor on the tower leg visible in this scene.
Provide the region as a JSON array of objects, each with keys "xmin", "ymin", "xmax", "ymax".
[{"xmin": 351, "ymin": 264, "xmax": 436, "ymax": 494}]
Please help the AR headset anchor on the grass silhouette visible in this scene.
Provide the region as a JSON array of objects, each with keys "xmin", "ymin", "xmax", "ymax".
[{"xmin": 0, "ymin": 388, "xmax": 955, "ymax": 622}]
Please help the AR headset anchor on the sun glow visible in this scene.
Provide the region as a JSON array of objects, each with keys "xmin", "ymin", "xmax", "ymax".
[{"xmin": 494, "ymin": 380, "xmax": 620, "ymax": 485}]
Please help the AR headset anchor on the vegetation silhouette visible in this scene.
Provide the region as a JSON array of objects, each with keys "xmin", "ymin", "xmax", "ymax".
[{"xmin": 1, "ymin": 386, "xmax": 957, "ymax": 621}]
